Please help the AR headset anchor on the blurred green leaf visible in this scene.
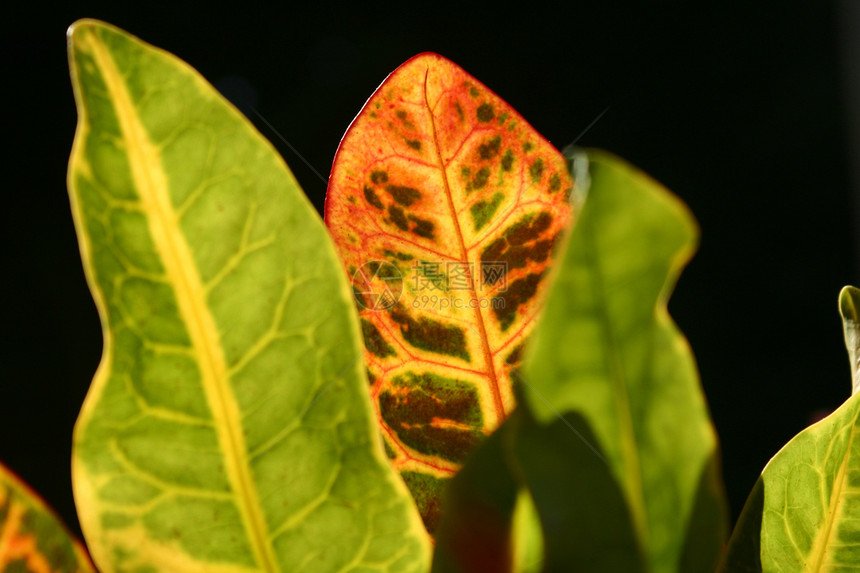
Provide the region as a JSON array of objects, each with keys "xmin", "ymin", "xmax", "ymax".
[
  {"xmin": 510, "ymin": 490, "xmax": 543, "ymax": 573},
  {"xmin": 519, "ymin": 149, "xmax": 728, "ymax": 572},
  {"xmin": 511, "ymin": 406, "xmax": 645, "ymax": 572},
  {"xmin": 431, "ymin": 418, "xmax": 519, "ymax": 573}
]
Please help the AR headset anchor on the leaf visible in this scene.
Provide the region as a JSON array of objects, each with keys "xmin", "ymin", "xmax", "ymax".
[
  {"xmin": 67, "ymin": 19, "xmax": 430, "ymax": 572},
  {"xmin": 719, "ymin": 394, "xmax": 860, "ymax": 572},
  {"xmin": 324, "ymin": 52, "xmax": 575, "ymax": 531},
  {"xmin": 519, "ymin": 149, "xmax": 728, "ymax": 572},
  {"xmin": 509, "ymin": 490, "xmax": 543, "ymax": 573},
  {"xmin": 719, "ymin": 288, "xmax": 860, "ymax": 572},
  {"xmin": 432, "ymin": 406, "xmax": 645, "ymax": 573},
  {"xmin": 840, "ymin": 286, "xmax": 860, "ymax": 394},
  {"xmin": 512, "ymin": 406, "xmax": 646, "ymax": 572},
  {"xmin": 428, "ymin": 411, "xmax": 546, "ymax": 573},
  {"xmin": 430, "ymin": 416, "xmax": 519, "ymax": 573},
  {"xmin": 0, "ymin": 462, "xmax": 95, "ymax": 572}
]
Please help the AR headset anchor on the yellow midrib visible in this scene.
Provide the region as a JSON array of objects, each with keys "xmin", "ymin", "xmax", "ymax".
[
  {"xmin": 85, "ymin": 30, "xmax": 279, "ymax": 572},
  {"xmin": 808, "ymin": 418, "xmax": 857, "ymax": 571}
]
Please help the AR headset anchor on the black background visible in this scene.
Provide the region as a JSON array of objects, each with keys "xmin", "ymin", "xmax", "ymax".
[{"xmin": 5, "ymin": 1, "xmax": 858, "ymax": 541}]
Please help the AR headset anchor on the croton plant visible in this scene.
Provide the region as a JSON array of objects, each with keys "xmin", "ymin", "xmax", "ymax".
[{"xmin": 1, "ymin": 18, "xmax": 857, "ymax": 573}]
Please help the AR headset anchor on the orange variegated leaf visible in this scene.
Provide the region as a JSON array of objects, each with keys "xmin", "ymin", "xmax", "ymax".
[
  {"xmin": 0, "ymin": 463, "xmax": 94, "ymax": 572},
  {"xmin": 325, "ymin": 53, "xmax": 574, "ymax": 532}
]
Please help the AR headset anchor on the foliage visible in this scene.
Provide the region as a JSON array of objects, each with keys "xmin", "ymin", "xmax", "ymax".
[
  {"xmin": 0, "ymin": 464, "xmax": 94, "ymax": 572},
  {"xmin": 1, "ymin": 18, "xmax": 856, "ymax": 573},
  {"xmin": 325, "ymin": 51, "xmax": 574, "ymax": 532}
]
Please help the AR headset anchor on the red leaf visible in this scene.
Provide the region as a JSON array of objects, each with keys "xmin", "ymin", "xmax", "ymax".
[{"xmin": 325, "ymin": 53, "xmax": 574, "ymax": 532}]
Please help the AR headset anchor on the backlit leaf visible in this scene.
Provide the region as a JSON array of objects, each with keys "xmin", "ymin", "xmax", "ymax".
[
  {"xmin": 840, "ymin": 286, "xmax": 860, "ymax": 394},
  {"xmin": 324, "ymin": 53, "xmax": 574, "ymax": 530},
  {"xmin": 67, "ymin": 19, "xmax": 430, "ymax": 572},
  {"xmin": 0, "ymin": 462, "xmax": 94, "ymax": 572},
  {"xmin": 719, "ymin": 287, "xmax": 860, "ymax": 572},
  {"xmin": 430, "ymin": 416, "xmax": 519, "ymax": 573},
  {"xmin": 519, "ymin": 149, "xmax": 728, "ymax": 572}
]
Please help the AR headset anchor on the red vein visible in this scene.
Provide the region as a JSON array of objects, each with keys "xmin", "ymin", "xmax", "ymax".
[{"xmin": 422, "ymin": 68, "xmax": 506, "ymax": 422}]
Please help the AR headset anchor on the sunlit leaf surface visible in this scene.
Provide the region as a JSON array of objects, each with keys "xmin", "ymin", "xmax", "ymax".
[
  {"xmin": 720, "ymin": 286, "xmax": 860, "ymax": 572},
  {"xmin": 67, "ymin": 19, "xmax": 430, "ymax": 572},
  {"xmin": 520, "ymin": 150, "xmax": 728, "ymax": 572}
]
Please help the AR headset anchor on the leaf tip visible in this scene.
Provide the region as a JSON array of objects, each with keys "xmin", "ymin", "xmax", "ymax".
[
  {"xmin": 839, "ymin": 285, "xmax": 860, "ymax": 323},
  {"xmin": 405, "ymin": 51, "xmax": 450, "ymax": 65},
  {"xmin": 839, "ymin": 285, "xmax": 860, "ymax": 394},
  {"xmin": 67, "ymin": 18, "xmax": 103, "ymax": 43}
]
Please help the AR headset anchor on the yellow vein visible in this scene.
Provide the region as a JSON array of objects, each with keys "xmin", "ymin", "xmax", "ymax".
[
  {"xmin": 809, "ymin": 418, "xmax": 857, "ymax": 571},
  {"xmin": 204, "ymin": 204, "xmax": 277, "ymax": 295},
  {"xmin": 86, "ymin": 32, "xmax": 278, "ymax": 571},
  {"xmin": 107, "ymin": 441, "xmax": 232, "ymax": 500},
  {"xmin": 267, "ymin": 461, "xmax": 341, "ymax": 540}
]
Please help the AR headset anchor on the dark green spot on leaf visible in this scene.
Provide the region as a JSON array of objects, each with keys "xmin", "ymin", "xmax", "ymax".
[
  {"xmin": 370, "ymin": 170, "xmax": 389, "ymax": 184},
  {"xmin": 477, "ymin": 135, "xmax": 502, "ymax": 160},
  {"xmin": 529, "ymin": 158, "xmax": 545, "ymax": 182},
  {"xmin": 505, "ymin": 212, "xmax": 552, "ymax": 245},
  {"xmin": 493, "ymin": 272, "xmax": 543, "ymax": 330},
  {"xmin": 505, "ymin": 344, "xmax": 523, "ymax": 365},
  {"xmin": 408, "ymin": 215, "xmax": 435, "ymax": 239},
  {"xmin": 380, "ymin": 372, "xmax": 484, "ymax": 465},
  {"xmin": 385, "ymin": 185, "xmax": 422, "ymax": 206},
  {"xmin": 470, "ymin": 192, "xmax": 505, "ymax": 232},
  {"xmin": 476, "ymin": 103, "xmax": 495, "ymax": 123},
  {"xmin": 361, "ymin": 319, "xmax": 396, "ymax": 358},
  {"xmin": 501, "ymin": 149, "xmax": 514, "ymax": 172},
  {"xmin": 388, "ymin": 205, "xmax": 409, "ymax": 231},
  {"xmin": 389, "ymin": 307, "xmax": 469, "ymax": 360},
  {"xmin": 364, "ymin": 186, "xmax": 384, "ymax": 209},
  {"xmin": 472, "ymin": 167, "xmax": 490, "ymax": 190},
  {"xmin": 383, "ymin": 249, "xmax": 414, "ymax": 261}
]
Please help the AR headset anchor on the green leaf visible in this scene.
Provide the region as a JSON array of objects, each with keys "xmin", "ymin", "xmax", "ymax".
[
  {"xmin": 519, "ymin": 149, "xmax": 729, "ymax": 572},
  {"xmin": 67, "ymin": 19, "xmax": 430, "ymax": 572},
  {"xmin": 0, "ymin": 462, "xmax": 95, "ymax": 572},
  {"xmin": 840, "ymin": 286, "xmax": 860, "ymax": 394},
  {"xmin": 430, "ymin": 418, "xmax": 519, "ymax": 573},
  {"xmin": 720, "ymin": 288, "xmax": 860, "ymax": 572},
  {"xmin": 509, "ymin": 490, "xmax": 542, "ymax": 573},
  {"xmin": 429, "ymin": 411, "xmax": 546, "ymax": 573},
  {"xmin": 511, "ymin": 406, "xmax": 646, "ymax": 572}
]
